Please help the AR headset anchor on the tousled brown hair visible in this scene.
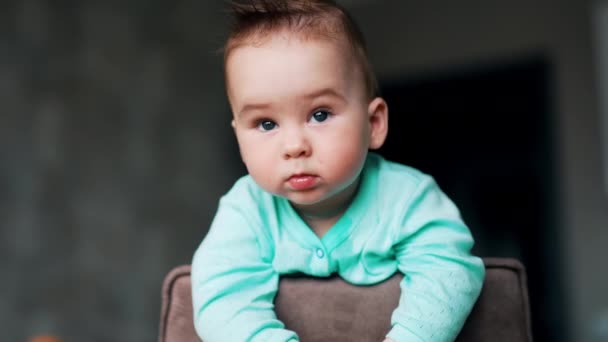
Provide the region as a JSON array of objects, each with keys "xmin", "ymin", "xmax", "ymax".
[{"xmin": 223, "ymin": 0, "xmax": 379, "ymax": 99}]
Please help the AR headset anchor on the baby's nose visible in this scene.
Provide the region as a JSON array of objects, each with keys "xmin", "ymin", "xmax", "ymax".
[{"xmin": 282, "ymin": 129, "xmax": 311, "ymax": 159}]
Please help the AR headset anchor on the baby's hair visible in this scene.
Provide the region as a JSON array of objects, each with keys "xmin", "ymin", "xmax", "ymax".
[{"xmin": 224, "ymin": 0, "xmax": 379, "ymax": 99}]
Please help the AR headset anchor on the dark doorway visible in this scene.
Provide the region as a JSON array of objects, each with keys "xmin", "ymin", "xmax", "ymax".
[{"xmin": 378, "ymin": 56, "xmax": 566, "ymax": 342}]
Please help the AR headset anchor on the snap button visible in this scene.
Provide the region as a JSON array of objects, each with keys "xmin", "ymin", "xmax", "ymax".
[{"xmin": 315, "ymin": 248, "xmax": 325, "ymax": 258}]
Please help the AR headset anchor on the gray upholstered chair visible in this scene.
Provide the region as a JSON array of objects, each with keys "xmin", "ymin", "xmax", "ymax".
[{"xmin": 159, "ymin": 258, "xmax": 532, "ymax": 342}]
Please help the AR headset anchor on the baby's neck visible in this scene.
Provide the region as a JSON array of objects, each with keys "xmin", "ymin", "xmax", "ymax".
[
  {"xmin": 301, "ymin": 215, "xmax": 341, "ymax": 238},
  {"xmin": 296, "ymin": 203, "xmax": 348, "ymax": 238},
  {"xmin": 292, "ymin": 176, "xmax": 361, "ymax": 238}
]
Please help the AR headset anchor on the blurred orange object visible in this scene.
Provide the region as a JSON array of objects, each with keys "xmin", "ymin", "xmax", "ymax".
[{"xmin": 28, "ymin": 336, "xmax": 62, "ymax": 342}]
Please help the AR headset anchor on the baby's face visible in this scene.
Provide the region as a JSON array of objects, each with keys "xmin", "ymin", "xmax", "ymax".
[{"xmin": 226, "ymin": 33, "xmax": 386, "ymax": 213}]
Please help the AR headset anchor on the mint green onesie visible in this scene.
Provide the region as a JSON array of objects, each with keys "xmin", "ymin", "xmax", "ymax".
[{"xmin": 192, "ymin": 153, "xmax": 485, "ymax": 341}]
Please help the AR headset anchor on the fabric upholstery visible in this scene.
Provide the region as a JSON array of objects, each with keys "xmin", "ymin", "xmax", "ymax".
[{"xmin": 158, "ymin": 258, "xmax": 532, "ymax": 342}]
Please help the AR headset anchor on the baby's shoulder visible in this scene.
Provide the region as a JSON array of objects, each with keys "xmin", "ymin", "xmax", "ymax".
[
  {"xmin": 221, "ymin": 175, "xmax": 273, "ymax": 208},
  {"xmin": 218, "ymin": 175, "xmax": 280, "ymax": 231},
  {"xmin": 370, "ymin": 154, "xmax": 434, "ymax": 197}
]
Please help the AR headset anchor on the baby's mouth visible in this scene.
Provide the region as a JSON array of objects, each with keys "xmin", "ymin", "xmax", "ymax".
[{"xmin": 287, "ymin": 174, "xmax": 319, "ymax": 190}]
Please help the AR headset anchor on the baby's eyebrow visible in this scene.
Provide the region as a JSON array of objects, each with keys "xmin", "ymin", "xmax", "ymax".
[
  {"xmin": 237, "ymin": 88, "xmax": 346, "ymax": 117},
  {"xmin": 302, "ymin": 88, "xmax": 346, "ymax": 101},
  {"xmin": 238, "ymin": 102, "xmax": 272, "ymax": 117}
]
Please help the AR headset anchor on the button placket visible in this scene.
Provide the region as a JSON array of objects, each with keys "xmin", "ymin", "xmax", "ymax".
[
  {"xmin": 315, "ymin": 247, "xmax": 325, "ymax": 258},
  {"xmin": 309, "ymin": 246, "xmax": 330, "ymax": 276}
]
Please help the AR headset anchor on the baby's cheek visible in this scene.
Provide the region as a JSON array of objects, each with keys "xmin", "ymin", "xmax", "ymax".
[{"xmin": 327, "ymin": 147, "xmax": 366, "ymax": 181}]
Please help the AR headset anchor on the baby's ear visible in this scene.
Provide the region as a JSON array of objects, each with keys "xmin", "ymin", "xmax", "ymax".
[
  {"xmin": 231, "ymin": 119, "xmax": 236, "ymax": 129},
  {"xmin": 367, "ymin": 97, "xmax": 389, "ymax": 149}
]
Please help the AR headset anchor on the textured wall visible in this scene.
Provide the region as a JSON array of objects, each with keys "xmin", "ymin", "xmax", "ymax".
[{"xmin": 1, "ymin": 1, "xmax": 243, "ymax": 341}]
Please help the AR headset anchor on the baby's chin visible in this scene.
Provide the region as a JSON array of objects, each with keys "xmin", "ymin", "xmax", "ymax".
[
  {"xmin": 254, "ymin": 181, "xmax": 326, "ymax": 202},
  {"xmin": 258, "ymin": 181, "xmax": 347, "ymax": 208},
  {"xmin": 273, "ymin": 189, "xmax": 331, "ymax": 207},
  {"xmin": 283, "ymin": 192, "xmax": 328, "ymax": 206}
]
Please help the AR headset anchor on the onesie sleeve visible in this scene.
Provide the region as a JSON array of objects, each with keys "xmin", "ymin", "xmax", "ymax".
[
  {"xmin": 191, "ymin": 198, "xmax": 299, "ymax": 342},
  {"xmin": 386, "ymin": 177, "xmax": 485, "ymax": 342}
]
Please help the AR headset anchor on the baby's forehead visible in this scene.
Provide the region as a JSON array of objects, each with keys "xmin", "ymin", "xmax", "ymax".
[
  {"xmin": 224, "ymin": 29, "xmax": 373, "ymax": 102},
  {"xmin": 228, "ymin": 28, "xmax": 352, "ymax": 59},
  {"xmin": 226, "ymin": 32, "xmax": 357, "ymax": 76},
  {"xmin": 227, "ymin": 34, "xmax": 359, "ymax": 82},
  {"xmin": 225, "ymin": 35, "xmax": 369, "ymax": 112}
]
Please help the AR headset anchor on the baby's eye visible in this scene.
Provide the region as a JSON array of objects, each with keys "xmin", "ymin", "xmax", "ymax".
[
  {"xmin": 257, "ymin": 120, "xmax": 277, "ymax": 131},
  {"xmin": 311, "ymin": 110, "xmax": 330, "ymax": 123}
]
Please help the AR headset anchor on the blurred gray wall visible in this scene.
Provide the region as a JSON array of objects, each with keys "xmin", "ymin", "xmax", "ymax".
[
  {"xmin": 1, "ymin": 1, "xmax": 241, "ymax": 341},
  {"xmin": 1, "ymin": 0, "xmax": 607, "ymax": 341}
]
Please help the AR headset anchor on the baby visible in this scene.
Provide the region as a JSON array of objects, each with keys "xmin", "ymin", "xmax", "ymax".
[{"xmin": 191, "ymin": 1, "xmax": 485, "ymax": 341}]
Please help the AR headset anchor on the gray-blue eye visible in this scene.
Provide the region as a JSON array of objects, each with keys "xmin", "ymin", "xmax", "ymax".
[
  {"xmin": 258, "ymin": 120, "xmax": 277, "ymax": 131},
  {"xmin": 312, "ymin": 110, "xmax": 329, "ymax": 123}
]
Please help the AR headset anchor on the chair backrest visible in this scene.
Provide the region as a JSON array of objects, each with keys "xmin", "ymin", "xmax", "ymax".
[{"xmin": 158, "ymin": 258, "xmax": 532, "ymax": 342}]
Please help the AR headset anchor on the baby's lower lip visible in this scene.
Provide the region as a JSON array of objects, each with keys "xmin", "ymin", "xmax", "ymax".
[{"xmin": 287, "ymin": 175, "xmax": 319, "ymax": 190}]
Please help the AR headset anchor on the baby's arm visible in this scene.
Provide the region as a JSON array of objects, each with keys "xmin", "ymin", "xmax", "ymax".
[
  {"xmin": 191, "ymin": 200, "xmax": 298, "ymax": 342},
  {"xmin": 386, "ymin": 177, "xmax": 485, "ymax": 342}
]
